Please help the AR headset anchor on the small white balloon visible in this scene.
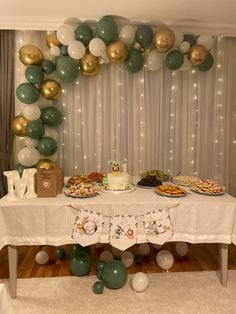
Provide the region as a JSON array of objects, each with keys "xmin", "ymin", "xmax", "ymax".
[
  {"xmin": 131, "ymin": 272, "xmax": 149, "ymax": 293},
  {"xmin": 197, "ymin": 35, "xmax": 215, "ymax": 50},
  {"xmin": 50, "ymin": 45, "xmax": 61, "ymax": 57},
  {"xmin": 22, "ymin": 104, "xmax": 41, "ymax": 121},
  {"xmin": 44, "ymin": 126, "xmax": 59, "ymax": 141},
  {"xmin": 179, "ymin": 41, "xmax": 191, "ymax": 53},
  {"xmin": 180, "ymin": 55, "xmax": 192, "ymax": 72},
  {"xmin": 43, "ymin": 50, "xmax": 55, "ymax": 61},
  {"xmin": 151, "ymin": 243, "xmax": 162, "ymax": 251},
  {"xmin": 89, "ymin": 38, "xmax": 106, "ymax": 57},
  {"xmin": 99, "ymin": 250, "xmax": 113, "ymax": 262},
  {"xmin": 173, "ymin": 31, "xmax": 184, "ymax": 48},
  {"xmin": 111, "ymin": 246, "xmax": 123, "ymax": 258},
  {"xmin": 156, "ymin": 250, "xmax": 174, "ymax": 271},
  {"xmin": 175, "ymin": 242, "xmax": 189, "ymax": 257},
  {"xmin": 119, "ymin": 25, "xmax": 136, "ymax": 45},
  {"xmin": 145, "ymin": 49, "xmax": 163, "ymax": 71},
  {"xmin": 57, "ymin": 24, "xmax": 75, "ymax": 45},
  {"xmin": 17, "ymin": 147, "xmax": 40, "ymax": 167},
  {"xmin": 24, "ymin": 137, "xmax": 38, "ymax": 147},
  {"xmin": 68, "ymin": 40, "xmax": 85, "ymax": 60},
  {"xmin": 138, "ymin": 243, "xmax": 150, "ymax": 256},
  {"xmin": 35, "ymin": 251, "xmax": 49, "ymax": 265},
  {"xmin": 100, "ymin": 51, "xmax": 110, "ymax": 64},
  {"xmin": 121, "ymin": 251, "xmax": 134, "ymax": 268}
]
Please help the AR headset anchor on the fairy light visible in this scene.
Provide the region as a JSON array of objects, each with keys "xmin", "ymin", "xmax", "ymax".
[{"xmin": 169, "ymin": 71, "xmax": 177, "ymax": 175}]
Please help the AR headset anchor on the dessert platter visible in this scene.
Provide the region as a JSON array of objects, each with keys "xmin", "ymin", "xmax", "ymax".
[
  {"xmin": 66, "ymin": 175, "xmax": 93, "ymax": 187},
  {"xmin": 154, "ymin": 184, "xmax": 188, "ymax": 197},
  {"xmin": 64, "ymin": 182, "xmax": 99, "ymax": 198},
  {"xmin": 191, "ymin": 179, "xmax": 225, "ymax": 196},
  {"xmin": 171, "ymin": 175, "xmax": 200, "ymax": 187}
]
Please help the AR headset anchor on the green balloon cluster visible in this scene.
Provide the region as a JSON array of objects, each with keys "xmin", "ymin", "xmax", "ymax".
[
  {"xmin": 125, "ymin": 48, "xmax": 144, "ymax": 73},
  {"xmin": 25, "ymin": 65, "xmax": 44, "ymax": 84},
  {"xmin": 37, "ymin": 136, "xmax": 58, "ymax": 156},
  {"xmin": 40, "ymin": 106, "xmax": 63, "ymax": 127},
  {"xmin": 101, "ymin": 260, "xmax": 127, "ymax": 289},
  {"xmin": 135, "ymin": 25, "xmax": 153, "ymax": 48},
  {"xmin": 75, "ymin": 24, "xmax": 93, "ymax": 45},
  {"xmin": 96, "ymin": 15, "xmax": 118, "ymax": 43},
  {"xmin": 165, "ymin": 50, "xmax": 184, "ymax": 70},
  {"xmin": 16, "ymin": 83, "xmax": 40, "ymax": 104},
  {"xmin": 69, "ymin": 251, "xmax": 92, "ymax": 277},
  {"xmin": 26, "ymin": 121, "xmax": 45, "ymax": 139},
  {"xmin": 56, "ymin": 56, "xmax": 79, "ymax": 82}
]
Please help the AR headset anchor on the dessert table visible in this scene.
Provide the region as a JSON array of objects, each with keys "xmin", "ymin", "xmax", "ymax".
[{"xmin": 0, "ymin": 186, "xmax": 236, "ymax": 298}]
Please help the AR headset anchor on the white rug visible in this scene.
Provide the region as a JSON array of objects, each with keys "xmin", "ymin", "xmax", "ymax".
[{"xmin": 2, "ymin": 271, "xmax": 236, "ymax": 314}]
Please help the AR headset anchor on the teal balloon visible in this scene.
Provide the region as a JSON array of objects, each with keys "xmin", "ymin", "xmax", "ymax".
[
  {"xmin": 56, "ymin": 56, "xmax": 79, "ymax": 82},
  {"xmin": 60, "ymin": 45, "xmax": 68, "ymax": 56},
  {"xmin": 14, "ymin": 163, "xmax": 28, "ymax": 177},
  {"xmin": 42, "ymin": 60, "xmax": 56, "ymax": 74},
  {"xmin": 197, "ymin": 53, "xmax": 214, "ymax": 72},
  {"xmin": 96, "ymin": 15, "xmax": 118, "ymax": 43},
  {"xmin": 165, "ymin": 50, "xmax": 184, "ymax": 70},
  {"xmin": 135, "ymin": 25, "xmax": 154, "ymax": 48},
  {"xmin": 26, "ymin": 121, "xmax": 45, "ymax": 139},
  {"xmin": 75, "ymin": 24, "xmax": 93, "ymax": 45},
  {"xmin": 37, "ymin": 136, "xmax": 58, "ymax": 156},
  {"xmin": 69, "ymin": 252, "xmax": 92, "ymax": 277},
  {"xmin": 125, "ymin": 48, "xmax": 144, "ymax": 73},
  {"xmin": 16, "ymin": 83, "xmax": 39, "ymax": 104},
  {"xmin": 93, "ymin": 281, "xmax": 104, "ymax": 294},
  {"xmin": 183, "ymin": 34, "xmax": 197, "ymax": 47},
  {"xmin": 134, "ymin": 254, "xmax": 143, "ymax": 264},
  {"xmin": 70, "ymin": 244, "xmax": 91, "ymax": 258},
  {"xmin": 25, "ymin": 65, "xmax": 44, "ymax": 84},
  {"xmin": 55, "ymin": 247, "xmax": 66, "ymax": 260},
  {"xmin": 101, "ymin": 260, "xmax": 127, "ymax": 289},
  {"xmin": 40, "ymin": 106, "xmax": 63, "ymax": 127},
  {"xmin": 96, "ymin": 261, "xmax": 106, "ymax": 272}
]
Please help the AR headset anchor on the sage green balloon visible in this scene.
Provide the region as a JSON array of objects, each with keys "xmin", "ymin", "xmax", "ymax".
[
  {"xmin": 135, "ymin": 25, "xmax": 154, "ymax": 48},
  {"xmin": 69, "ymin": 244, "xmax": 91, "ymax": 258},
  {"xmin": 96, "ymin": 15, "xmax": 118, "ymax": 43},
  {"xmin": 165, "ymin": 50, "xmax": 184, "ymax": 70},
  {"xmin": 37, "ymin": 136, "xmax": 58, "ymax": 156},
  {"xmin": 69, "ymin": 252, "xmax": 92, "ymax": 277},
  {"xmin": 197, "ymin": 53, "xmax": 214, "ymax": 72},
  {"xmin": 56, "ymin": 56, "xmax": 79, "ymax": 82},
  {"xmin": 93, "ymin": 281, "xmax": 104, "ymax": 294},
  {"xmin": 125, "ymin": 48, "xmax": 144, "ymax": 73},
  {"xmin": 25, "ymin": 65, "xmax": 44, "ymax": 84},
  {"xmin": 101, "ymin": 260, "xmax": 127, "ymax": 289},
  {"xmin": 42, "ymin": 60, "xmax": 56, "ymax": 74},
  {"xmin": 183, "ymin": 34, "xmax": 197, "ymax": 47},
  {"xmin": 60, "ymin": 45, "xmax": 68, "ymax": 56},
  {"xmin": 14, "ymin": 163, "xmax": 28, "ymax": 177},
  {"xmin": 75, "ymin": 24, "xmax": 93, "ymax": 45},
  {"xmin": 26, "ymin": 121, "xmax": 45, "ymax": 139},
  {"xmin": 40, "ymin": 106, "xmax": 63, "ymax": 127},
  {"xmin": 16, "ymin": 83, "xmax": 40, "ymax": 104}
]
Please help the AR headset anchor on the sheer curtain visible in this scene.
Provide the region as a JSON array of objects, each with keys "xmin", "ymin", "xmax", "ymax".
[{"xmin": 15, "ymin": 31, "xmax": 236, "ymax": 196}]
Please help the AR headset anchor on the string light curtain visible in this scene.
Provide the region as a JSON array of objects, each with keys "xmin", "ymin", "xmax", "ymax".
[{"xmin": 14, "ymin": 31, "xmax": 236, "ymax": 196}]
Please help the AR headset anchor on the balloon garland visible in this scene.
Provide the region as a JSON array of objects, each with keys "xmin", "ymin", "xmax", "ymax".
[{"xmin": 13, "ymin": 15, "xmax": 215, "ymax": 172}]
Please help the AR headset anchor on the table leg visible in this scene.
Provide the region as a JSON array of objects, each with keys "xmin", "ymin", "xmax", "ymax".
[
  {"xmin": 219, "ymin": 243, "xmax": 228, "ymax": 287},
  {"xmin": 8, "ymin": 245, "xmax": 18, "ymax": 299}
]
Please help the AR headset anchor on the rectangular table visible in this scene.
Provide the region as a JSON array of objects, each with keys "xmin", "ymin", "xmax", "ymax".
[{"xmin": 0, "ymin": 186, "xmax": 236, "ymax": 298}]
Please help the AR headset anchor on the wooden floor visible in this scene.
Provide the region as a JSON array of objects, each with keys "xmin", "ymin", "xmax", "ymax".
[{"xmin": 1, "ymin": 243, "xmax": 236, "ymax": 279}]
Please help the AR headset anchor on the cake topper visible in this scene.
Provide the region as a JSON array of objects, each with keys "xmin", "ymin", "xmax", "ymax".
[{"xmin": 108, "ymin": 158, "xmax": 128, "ymax": 175}]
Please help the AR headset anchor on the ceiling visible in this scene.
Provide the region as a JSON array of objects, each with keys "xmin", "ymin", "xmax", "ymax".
[{"xmin": 1, "ymin": 0, "xmax": 236, "ymax": 36}]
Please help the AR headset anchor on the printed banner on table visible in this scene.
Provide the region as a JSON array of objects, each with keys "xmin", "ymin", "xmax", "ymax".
[
  {"xmin": 143, "ymin": 206, "xmax": 175, "ymax": 244},
  {"xmin": 110, "ymin": 214, "xmax": 137, "ymax": 250},
  {"xmin": 71, "ymin": 208, "xmax": 104, "ymax": 247}
]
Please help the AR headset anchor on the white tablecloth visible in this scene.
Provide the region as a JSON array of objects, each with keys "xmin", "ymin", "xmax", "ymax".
[
  {"xmin": 0, "ymin": 186, "xmax": 236, "ymax": 250},
  {"xmin": 0, "ymin": 283, "xmax": 13, "ymax": 314}
]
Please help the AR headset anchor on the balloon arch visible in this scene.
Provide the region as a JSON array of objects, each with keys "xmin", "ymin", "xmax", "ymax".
[{"xmin": 12, "ymin": 15, "xmax": 215, "ymax": 173}]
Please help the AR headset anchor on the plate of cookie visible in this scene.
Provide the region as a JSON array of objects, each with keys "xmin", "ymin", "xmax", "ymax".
[
  {"xmin": 66, "ymin": 175, "xmax": 93, "ymax": 187},
  {"xmin": 154, "ymin": 184, "xmax": 188, "ymax": 197},
  {"xmin": 64, "ymin": 182, "xmax": 99, "ymax": 198},
  {"xmin": 191, "ymin": 179, "xmax": 225, "ymax": 196}
]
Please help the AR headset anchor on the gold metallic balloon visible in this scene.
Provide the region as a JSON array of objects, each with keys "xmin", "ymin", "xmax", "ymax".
[
  {"xmin": 152, "ymin": 28, "xmax": 175, "ymax": 52},
  {"xmin": 188, "ymin": 44, "xmax": 208, "ymax": 66},
  {"xmin": 46, "ymin": 34, "xmax": 62, "ymax": 48},
  {"xmin": 80, "ymin": 51, "xmax": 100, "ymax": 76},
  {"xmin": 39, "ymin": 79, "xmax": 62, "ymax": 100},
  {"xmin": 107, "ymin": 41, "xmax": 128, "ymax": 64},
  {"xmin": 11, "ymin": 115, "xmax": 28, "ymax": 137},
  {"xmin": 36, "ymin": 159, "xmax": 56, "ymax": 169},
  {"xmin": 19, "ymin": 44, "xmax": 44, "ymax": 66}
]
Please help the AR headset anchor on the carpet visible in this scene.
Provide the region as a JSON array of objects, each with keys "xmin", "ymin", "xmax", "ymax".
[{"xmin": 2, "ymin": 271, "xmax": 236, "ymax": 314}]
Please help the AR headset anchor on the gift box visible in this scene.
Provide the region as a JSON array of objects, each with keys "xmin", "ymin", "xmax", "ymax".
[{"xmin": 35, "ymin": 168, "xmax": 64, "ymax": 198}]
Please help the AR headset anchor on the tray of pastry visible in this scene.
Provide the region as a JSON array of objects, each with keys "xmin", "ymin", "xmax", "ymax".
[
  {"xmin": 154, "ymin": 184, "xmax": 188, "ymax": 197},
  {"xmin": 191, "ymin": 179, "xmax": 225, "ymax": 195},
  {"xmin": 64, "ymin": 182, "xmax": 99, "ymax": 198}
]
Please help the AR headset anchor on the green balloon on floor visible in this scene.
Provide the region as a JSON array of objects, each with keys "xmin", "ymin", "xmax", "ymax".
[
  {"xmin": 92, "ymin": 281, "xmax": 104, "ymax": 294},
  {"xmin": 69, "ymin": 244, "xmax": 91, "ymax": 258},
  {"xmin": 69, "ymin": 252, "xmax": 92, "ymax": 277},
  {"xmin": 102, "ymin": 260, "xmax": 127, "ymax": 289},
  {"xmin": 55, "ymin": 247, "xmax": 66, "ymax": 260}
]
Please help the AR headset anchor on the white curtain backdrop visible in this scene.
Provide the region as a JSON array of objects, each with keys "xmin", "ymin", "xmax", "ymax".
[{"xmin": 14, "ymin": 31, "xmax": 236, "ymax": 196}]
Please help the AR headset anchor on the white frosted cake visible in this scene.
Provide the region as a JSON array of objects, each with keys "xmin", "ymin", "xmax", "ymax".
[{"xmin": 107, "ymin": 172, "xmax": 130, "ymax": 189}]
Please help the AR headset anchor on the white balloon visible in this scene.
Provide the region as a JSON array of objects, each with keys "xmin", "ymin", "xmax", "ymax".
[
  {"xmin": 197, "ymin": 35, "xmax": 215, "ymax": 50},
  {"xmin": 131, "ymin": 272, "xmax": 149, "ymax": 293},
  {"xmin": 64, "ymin": 17, "xmax": 80, "ymax": 31},
  {"xmin": 151, "ymin": 243, "xmax": 162, "ymax": 250},
  {"xmin": 17, "ymin": 147, "xmax": 40, "ymax": 167},
  {"xmin": 100, "ymin": 51, "xmax": 110, "ymax": 64},
  {"xmin": 50, "ymin": 45, "xmax": 61, "ymax": 57},
  {"xmin": 57, "ymin": 24, "xmax": 75, "ymax": 45},
  {"xmin": 173, "ymin": 31, "xmax": 184, "ymax": 48},
  {"xmin": 99, "ymin": 250, "xmax": 113, "ymax": 262},
  {"xmin": 156, "ymin": 250, "xmax": 174, "ymax": 271},
  {"xmin": 35, "ymin": 251, "xmax": 49, "ymax": 265},
  {"xmin": 180, "ymin": 55, "xmax": 192, "ymax": 72},
  {"xmin": 138, "ymin": 243, "xmax": 150, "ymax": 256},
  {"xmin": 111, "ymin": 246, "xmax": 123, "ymax": 258},
  {"xmin": 22, "ymin": 104, "xmax": 41, "ymax": 121},
  {"xmin": 175, "ymin": 242, "xmax": 189, "ymax": 257},
  {"xmin": 179, "ymin": 41, "xmax": 191, "ymax": 53},
  {"xmin": 89, "ymin": 38, "xmax": 106, "ymax": 57},
  {"xmin": 119, "ymin": 25, "xmax": 135, "ymax": 45},
  {"xmin": 68, "ymin": 40, "xmax": 85, "ymax": 60},
  {"xmin": 145, "ymin": 49, "xmax": 163, "ymax": 71},
  {"xmin": 24, "ymin": 137, "xmax": 38, "ymax": 147},
  {"xmin": 44, "ymin": 127, "xmax": 59, "ymax": 141},
  {"xmin": 121, "ymin": 251, "xmax": 134, "ymax": 268},
  {"xmin": 43, "ymin": 49, "xmax": 55, "ymax": 61}
]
